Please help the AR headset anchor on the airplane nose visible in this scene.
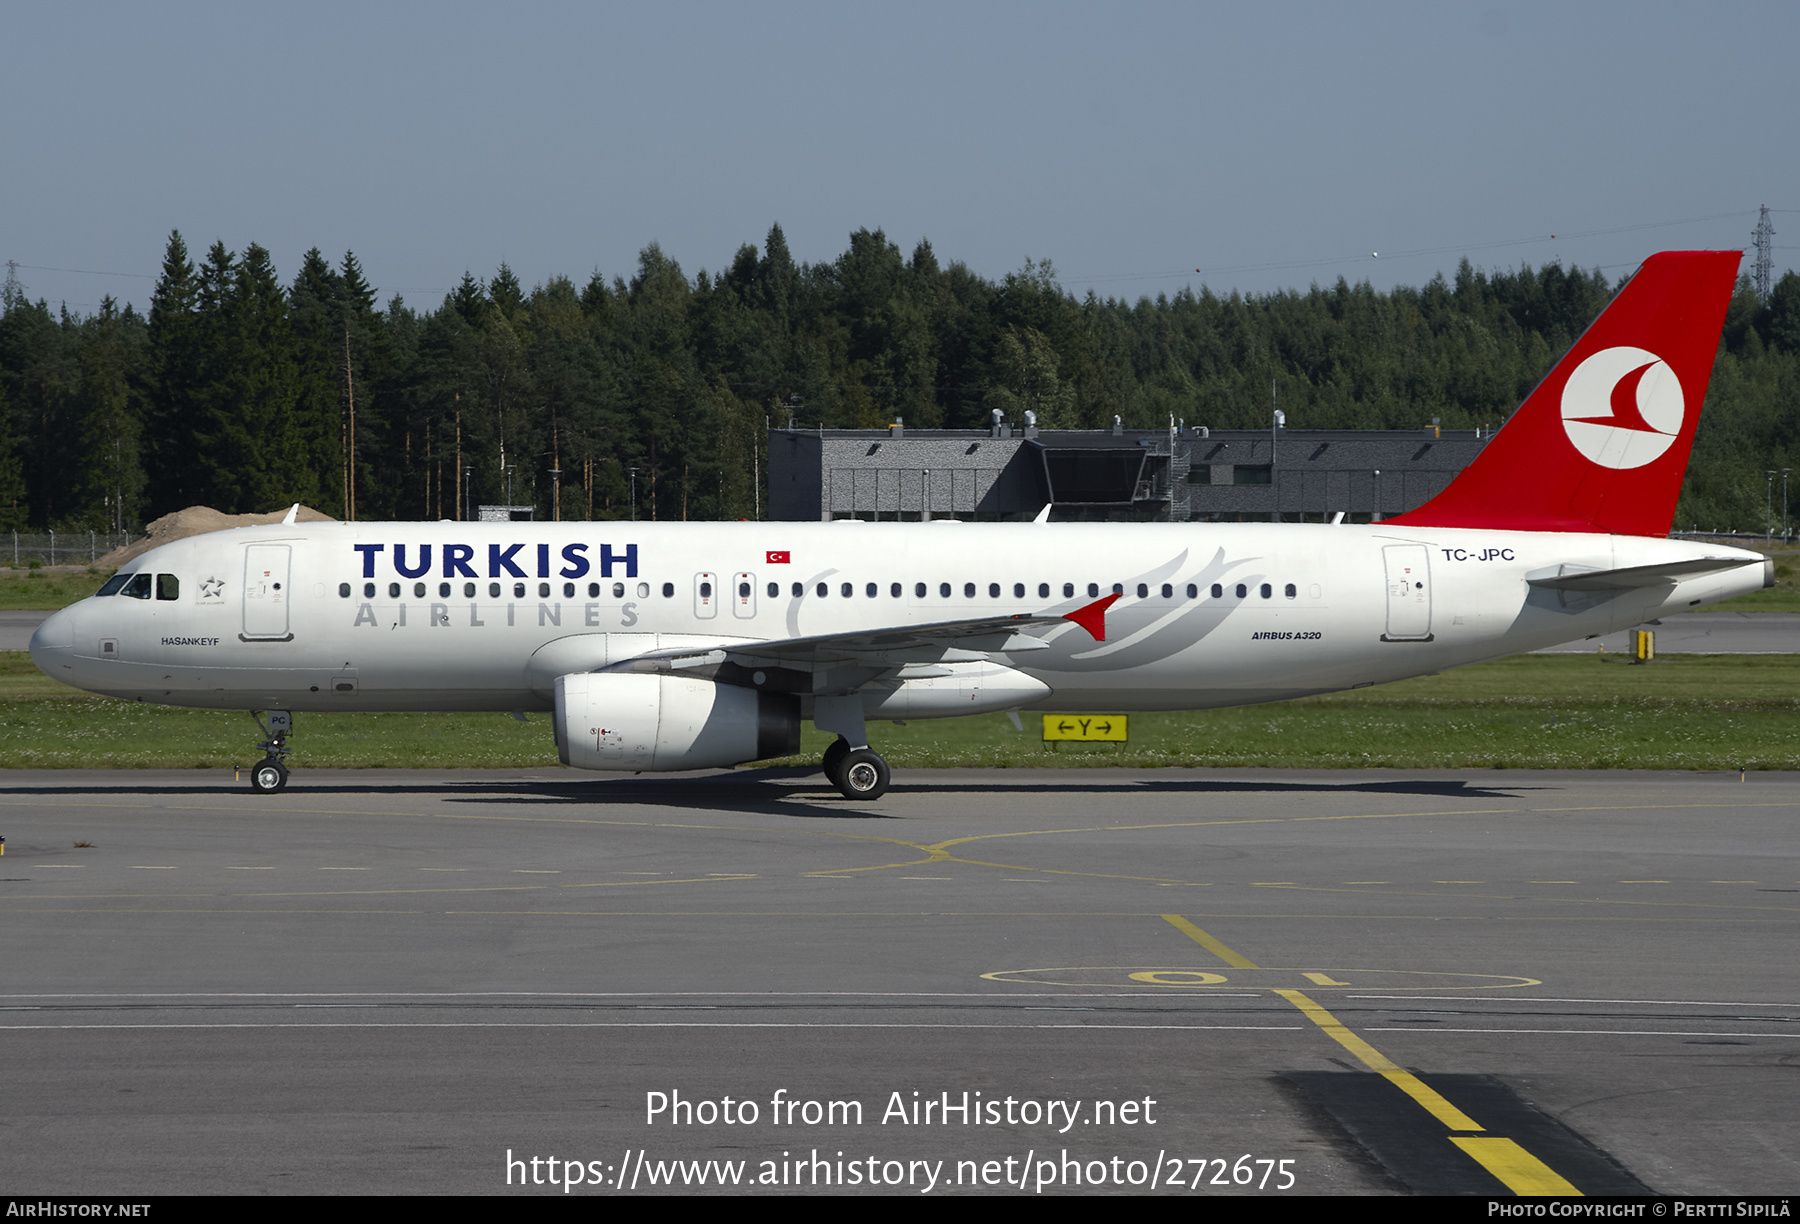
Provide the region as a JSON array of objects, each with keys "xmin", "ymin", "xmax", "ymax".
[{"xmin": 28, "ymin": 606, "xmax": 76, "ymax": 669}]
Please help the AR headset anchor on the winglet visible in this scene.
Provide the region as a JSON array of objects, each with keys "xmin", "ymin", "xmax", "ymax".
[
  {"xmin": 281, "ymin": 503, "xmax": 300, "ymax": 525},
  {"xmin": 1062, "ymin": 593, "xmax": 1121, "ymax": 642}
]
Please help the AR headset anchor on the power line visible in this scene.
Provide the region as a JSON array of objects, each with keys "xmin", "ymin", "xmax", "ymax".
[
  {"xmin": 1070, "ymin": 210, "xmax": 1758, "ymax": 286},
  {"xmin": 10, "ymin": 262, "xmax": 155, "ymax": 279}
]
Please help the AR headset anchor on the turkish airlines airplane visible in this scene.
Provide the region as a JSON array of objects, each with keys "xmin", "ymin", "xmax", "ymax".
[{"xmin": 29, "ymin": 251, "xmax": 1766, "ymax": 799}]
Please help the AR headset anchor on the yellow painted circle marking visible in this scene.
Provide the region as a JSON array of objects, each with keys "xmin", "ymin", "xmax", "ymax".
[
  {"xmin": 983, "ymin": 966, "xmax": 1543, "ymax": 990},
  {"xmin": 1128, "ymin": 970, "xmax": 1228, "ymax": 986}
]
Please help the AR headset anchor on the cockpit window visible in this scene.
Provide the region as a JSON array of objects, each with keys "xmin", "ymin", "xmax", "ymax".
[
  {"xmin": 120, "ymin": 573, "xmax": 153, "ymax": 600},
  {"xmin": 96, "ymin": 573, "xmax": 131, "ymax": 597},
  {"xmin": 156, "ymin": 574, "xmax": 180, "ymax": 601}
]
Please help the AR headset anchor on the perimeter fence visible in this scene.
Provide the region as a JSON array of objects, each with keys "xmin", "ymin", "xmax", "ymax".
[{"xmin": 4, "ymin": 531, "xmax": 135, "ymax": 568}]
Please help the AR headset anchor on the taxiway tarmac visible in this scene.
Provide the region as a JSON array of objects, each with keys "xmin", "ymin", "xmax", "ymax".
[{"xmin": 2, "ymin": 766, "xmax": 1797, "ymax": 1196}]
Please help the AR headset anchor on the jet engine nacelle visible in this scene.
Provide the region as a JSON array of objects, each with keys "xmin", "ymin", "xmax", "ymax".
[{"xmin": 554, "ymin": 672, "xmax": 800, "ymax": 771}]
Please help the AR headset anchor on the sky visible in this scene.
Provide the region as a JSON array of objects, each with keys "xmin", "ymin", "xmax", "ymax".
[{"xmin": 4, "ymin": 1, "xmax": 1796, "ymax": 317}]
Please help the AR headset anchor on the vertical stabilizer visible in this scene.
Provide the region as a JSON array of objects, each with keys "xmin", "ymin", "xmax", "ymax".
[{"xmin": 1387, "ymin": 250, "xmax": 1740, "ymax": 536}]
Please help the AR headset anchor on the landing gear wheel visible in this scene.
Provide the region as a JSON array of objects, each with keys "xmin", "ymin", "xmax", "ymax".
[
  {"xmin": 822, "ymin": 736, "xmax": 852, "ymax": 785},
  {"xmin": 834, "ymin": 748, "xmax": 890, "ymax": 801},
  {"xmin": 250, "ymin": 758, "xmax": 288, "ymax": 794}
]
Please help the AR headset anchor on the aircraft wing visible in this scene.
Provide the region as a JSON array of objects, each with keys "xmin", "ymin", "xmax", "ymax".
[{"xmin": 608, "ymin": 595, "xmax": 1120, "ymax": 675}]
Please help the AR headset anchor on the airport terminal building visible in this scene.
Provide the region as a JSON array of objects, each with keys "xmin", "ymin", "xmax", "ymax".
[{"xmin": 769, "ymin": 417, "xmax": 1493, "ymax": 523}]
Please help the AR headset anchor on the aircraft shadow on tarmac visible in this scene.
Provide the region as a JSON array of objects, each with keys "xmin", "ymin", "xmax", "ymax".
[
  {"xmin": 0, "ymin": 770, "xmax": 1544, "ymax": 822},
  {"xmin": 430, "ymin": 770, "xmax": 1546, "ymax": 819}
]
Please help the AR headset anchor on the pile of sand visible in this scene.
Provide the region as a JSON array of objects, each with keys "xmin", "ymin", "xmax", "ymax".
[{"xmin": 97, "ymin": 505, "xmax": 337, "ymax": 569}]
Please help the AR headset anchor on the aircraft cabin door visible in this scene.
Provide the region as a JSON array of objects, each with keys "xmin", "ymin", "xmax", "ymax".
[
  {"xmin": 731, "ymin": 571, "xmax": 756, "ymax": 619},
  {"xmin": 1381, "ymin": 544, "xmax": 1432, "ymax": 642},
  {"xmin": 694, "ymin": 572, "xmax": 718, "ymax": 619},
  {"xmin": 242, "ymin": 544, "xmax": 294, "ymax": 641}
]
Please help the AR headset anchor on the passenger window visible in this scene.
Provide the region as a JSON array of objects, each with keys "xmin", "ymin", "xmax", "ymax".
[
  {"xmin": 464, "ymin": 582, "xmax": 476, "ymax": 598},
  {"xmin": 389, "ymin": 582, "xmax": 401, "ymax": 598},
  {"xmin": 1063, "ymin": 583, "xmax": 1074, "ymax": 598},
  {"xmin": 1186, "ymin": 583, "xmax": 1197, "ymax": 598},
  {"xmin": 739, "ymin": 581, "xmax": 751, "ymax": 598},
  {"xmin": 988, "ymin": 583, "xmax": 999, "ymax": 598},
  {"xmin": 1112, "ymin": 583, "xmax": 1124, "ymax": 596},
  {"xmin": 1087, "ymin": 583, "xmax": 1099, "ymax": 598},
  {"xmin": 890, "ymin": 583, "xmax": 901, "ymax": 597},
  {"xmin": 1160, "ymin": 583, "xmax": 1171, "ymax": 598},
  {"xmin": 915, "ymin": 582, "xmax": 926, "ymax": 597},
  {"xmin": 1137, "ymin": 583, "xmax": 1148, "ymax": 598},
  {"xmin": 438, "ymin": 582, "xmax": 451, "ymax": 597},
  {"xmin": 491, "ymin": 583, "xmax": 503, "ymax": 598},
  {"xmin": 96, "ymin": 573, "xmax": 130, "ymax": 596},
  {"xmin": 587, "ymin": 582, "xmax": 599, "ymax": 597},
  {"xmin": 121, "ymin": 573, "xmax": 152, "ymax": 599},
  {"xmin": 1285, "ymin": 583, "xmax": 1297, "ymax": 599},
  {"xmin": 1211, "ymin": 583, "xmax": 1223, "ymax": 598},
  {"xmin": 963, "ymin": 582, "xmax": 976, "ymax": 598},
  {"xmin": 767, "ymin": 581, "xmax": 778, "ymax": 598},
  {"xmin": 615, "ymin": 583, "xmax": 626, "ymax": 598},
  {"xmin": 1260, "ymin": 583, "xmax": 1272, "ymax": 599},
  {"xmin": 515, "ymin": 582, "xmax": 527, "ymax": 598},
  {"xmin": 1038, "ymin": 583, "xmax": 1049, "ymax": 598},
  {"xmin": 661, "ymin": 582, "xmax": 674, "ymax": 598},
  {"xmin": 338, "ymin": 582, "xmax": 352, "ymax": 598},
  {"xmin": 539, "ymin": 582, "xmax": 551, "ymax": 597},
  {"xmin": 817, "ymin": 582, "xmax": 829, "ymax": 597},
  {"xmin": 364, "ymin": 582, "xmax": 375, "ymax": 598},
  {"xmin": 866, "ymin": 583, "xmax": 877, "ymax": 598},
  {"xmin": 564, "ymin": 582, "xmax": 575, "ymax": 597},
  {"xmin": 791, "ymin": 582, "xmax": 803, "ymax": 597},
  {"xmin": 414, "ymin": 582, "xmax": 426, "ymax": 598},
  {"xmin": 638, "ymin": 582, "xmax": 650, "ymax": 598},
  {"xmin": 840, "ymin": 582, "xmax": 851, "ymax": 597},
  {"xmin": 939, "ymin": 583, "xmax": 951, "ymax": 598},
  {"xmin": 157, "ymin": 574, "xmax": 180, "ymax": 601},
  {"xmin": 1235, "ymin": 584, "xmax": 1247, "ymax": 598}
]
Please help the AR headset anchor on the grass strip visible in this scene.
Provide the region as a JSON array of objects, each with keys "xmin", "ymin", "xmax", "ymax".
[{"xmin": 2, "ymin": 652, "xmax": 1795, "ymax": 772}]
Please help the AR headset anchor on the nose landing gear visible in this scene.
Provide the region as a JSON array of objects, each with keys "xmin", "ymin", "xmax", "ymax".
[
  {"xmin": 251, "ymin": 757, "xmax": 288, "ymax": 793},
  {"xmin": 248, "ymin": 710, "xmax": 292, "ymax": 793}
]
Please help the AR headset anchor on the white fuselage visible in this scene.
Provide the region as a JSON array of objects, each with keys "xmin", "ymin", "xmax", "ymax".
[{"xmin": 28, "ymin": 519, "xmax": 1767, "ymax": 715}]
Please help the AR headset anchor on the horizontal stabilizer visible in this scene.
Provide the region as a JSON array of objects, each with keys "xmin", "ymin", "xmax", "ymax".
[{"xmin": 1525, "ymin": 557, "xmax": 1764, "ymax": 591}]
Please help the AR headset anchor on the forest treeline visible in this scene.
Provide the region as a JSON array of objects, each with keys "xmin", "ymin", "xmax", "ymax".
[{"xmin": 1, "ymin": 226, "xmax": 1797, "ymax": 534}]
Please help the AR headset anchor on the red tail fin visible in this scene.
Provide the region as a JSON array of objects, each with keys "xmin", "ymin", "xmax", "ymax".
[{"xmin": 1387, "ymin": 251, "xmax": 1740, "ymax": 537}]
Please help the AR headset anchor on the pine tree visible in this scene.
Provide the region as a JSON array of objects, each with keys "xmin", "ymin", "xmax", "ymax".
[
  {"xmin": 230, "ymin": 244, "xmax": 305, "ymax": 510},
  {"xmin": 289, "ymin": 248, "xmax": 346, "ymax": 514},
  {"xmin": 78, "ymin": 297, "xmax": 145, "ymax": 531},
  {"xmin": 0, "ymin": 377, "xmax": 27, "ymax": 531},
  {"xmin": 142, "ymin": 232, "xmax": 200, "ymax": 515}
]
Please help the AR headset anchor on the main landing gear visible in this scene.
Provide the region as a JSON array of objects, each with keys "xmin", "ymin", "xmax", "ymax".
[
  {"xmin": 248, "ymin": 710, "xmax": 292, "ymax": 794},
  {"xmin": 823, "ymin": 735, "xmax": 891, "ymax": 801}
]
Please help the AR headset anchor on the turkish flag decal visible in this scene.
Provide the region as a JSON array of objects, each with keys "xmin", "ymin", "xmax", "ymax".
[{"xmin": 766, "ymin": 551, "xmax": 791, "ymax": 564}]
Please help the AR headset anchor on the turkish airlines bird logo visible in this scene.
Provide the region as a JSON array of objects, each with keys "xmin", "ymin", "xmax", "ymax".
[{"xmin": 1560, "ymin": 345, "xmax": 1684, "ymax": 470}]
